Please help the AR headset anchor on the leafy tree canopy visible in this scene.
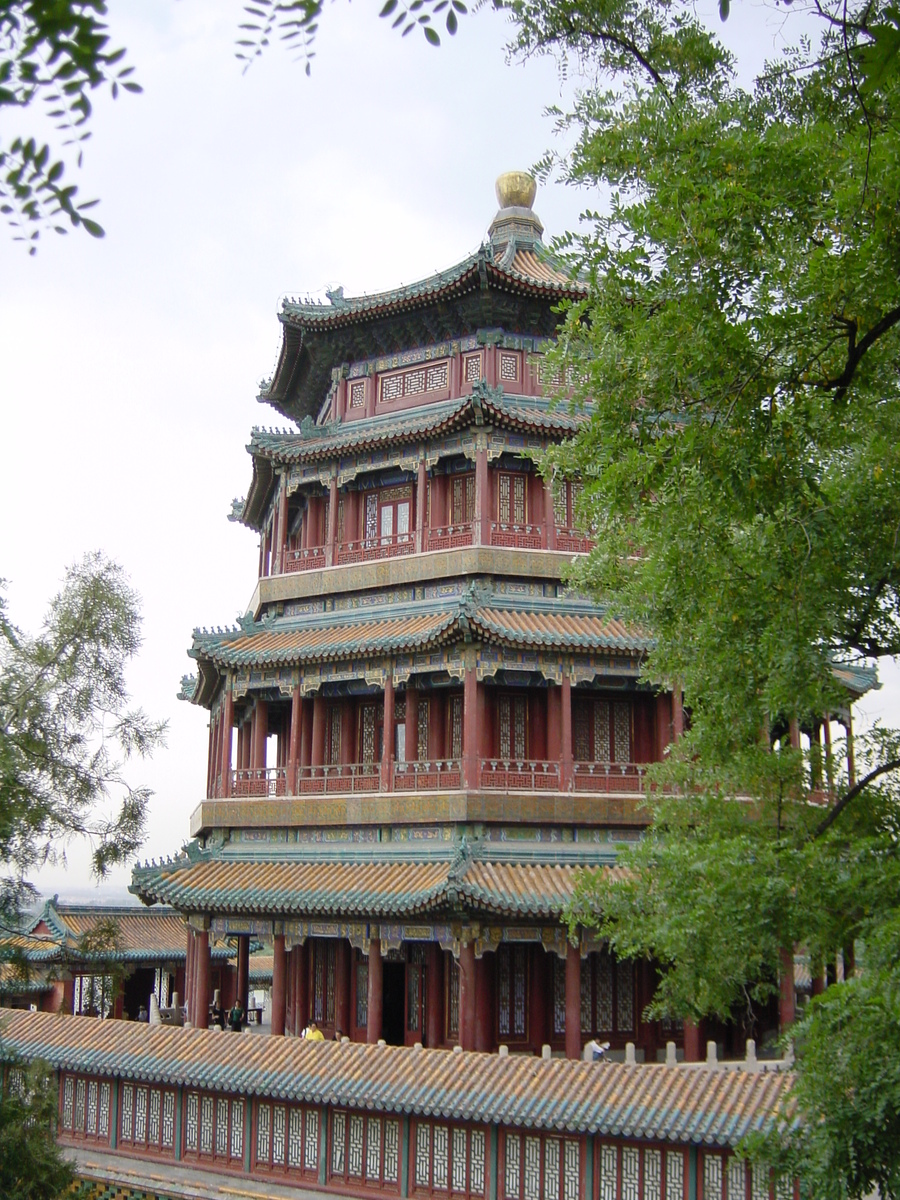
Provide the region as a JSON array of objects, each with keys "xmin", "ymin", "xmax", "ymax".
[
  {"xmin": 0, "ymin": 1059, "xmax": 74, "ymax": 1200},
  {"xmin": 0, "ymin": 553, "xmax": 166, "ymax": 930},
  {"xmin": 498, "ymin": 0, "xmax": 900, "ymax": 1194}
]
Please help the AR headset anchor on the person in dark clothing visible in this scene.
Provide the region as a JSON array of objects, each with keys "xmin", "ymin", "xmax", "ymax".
[{"xmin": 227, "ymin": 1000, "xmax": 244, "ymax": 1032}]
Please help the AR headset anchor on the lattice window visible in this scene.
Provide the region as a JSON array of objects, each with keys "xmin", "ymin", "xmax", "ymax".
[
  {"xmin": 499, "ymin": 945, "xmax": 511, "ymax": 1037},
  {"xmin": 75, "ymin": 1078, "xmax": 86, "ymax": 1132},
  {"xmin": 500, "ymin": 353, "xmax": 519, "ymax": 382},
  {"xmin": 498, "ymin": 945, "xmax": 528, "ymax": 1039},
  {"xmin": 600, "ymin": 1145, "xmax": 618, "ymax": 1200},
  {"xmin": 337, "ymin": 498, "xmax": 345, "ymax": 545},
  {"xmin": 544, "ymin": 1138, "xmax": 560, "ymax": 1200},
  {"xmin": 464, "ymin": 354, "xmax": 482, "ymax": 383},
  {"xmin": 471, "ymin": 1129, "xmax": 486, "ymax": 1196},
  {"xmin": 121, "ymin": 1084, "xmax": 134, "ymax": 1141},
  {"xmin": 553, "ymin": 954, "xmax": 566, "ymax": 1036},
  {"xmin": 580, "ymin": 957, "xmax": 593, "ymax": 1033},
  {"xmin": 451, "ymin": 474, "xmax": 476, "ymax": 524},
  {"xmin": 357, "ymin": 954, "xmax": 369, "ymax": 1028},
  {"xmin": 563, "ymin": 1141, "xmax": 579, "ymax": 1200},
  {"xmin": 384, "ymin": 1119, "xmax": 399, "ymax": 1183},
  {"xmin": 613, "ymin": 701, "xmax": 631, "ymax": 763},
  {"xmin": 427, "ymin": 363, "xmax": 449, "ymax": 390},
  {"xmin": 645, "ymin": 1149, "xmax": 662, "ymax": 1200},
  {"xmin": 361, "ymin": 705, "xmax": 377, "ymax": 764},
  {"xmin": 326, "ymin": 940, "xmax": 336, "ymax": 1024},
  {"xmin": 148, "ymin": 1088, "xmax": 159, "ymax": 1143},
  {"xmin": 622, "ymin": 1146, "xmax": 640, "ymax": 1200},
  {"xmin": 448, "ymin": 957, "xmax": 460, "ymax": 1038},
  {"xmin": 273, "ymin": 1104, "xmax": 286, "ymax": 1165},
  {"xmin": 348, "ymin": 1113, "xmax": 364, "ymax": 1177},
  {"xmin": 289, "ymin": 1108, "xmax": 303, "ymax": 1167},
  {"xmin": 418, "ymin": 698, "xmax": 429, "ymax": 762},
  {"xmin": 750, "ymin": 1164, "xmax": 770, "ymax": 1200},
  {"xmin": 350, "ymin": 380, "xmax": 366, "ymax": 408},
  {"xmin": 775, "ymin": 1171, "xmax": 793, "ymax": 1200},
  {"xmin": 382, "ymin": 373, "xmax": 404, "ymax": 400},
  {"xmin": 408, "ymin": 957, "xmax": 422, "ymax": 1032},
  {"xmin": 323, "ymin": 496, "xmax": 330, "ymax": 544},
  {"xmin": 327, "ymin": 706, "xmax": 341, "ymax": 766},
  {"xmin": 185, "ymin": 1092, "xmax": 197, "ymax": 1151},
  {"xmin": 367, "ymin": 1116, "xmax": 383, "ymax": 1179},
  {"xmin": 524, "ymin": 1136, "xmax": 541, "ymax": 1200},
  {"xmin": 258, "ymin": 1104, "xmax": 271, "ymax": 1162},
  {"xmin": 512, "ymin": 945, "xmax": 527, "ymax": 1035},
  {"xmin": 306, "ymin": 1109, "xmax": 319, "ymax": 1171},
  {"xmin": 449, "ymin": 695, "xmax": 463, "ymax": 759},
  {"xmin": 498, "ymin": 473, "xmax": 526, "ymax": 524},
  {"xmin": 553, "ymin": 483, "xmax": 568, "ymax": 528},
  {"xmin": 726, "ymin": 1157, "xmax": 745, "ymax": 1200},
  {"xmin": 86, "ymin": 1080, "xmax": 98, "ymax": 1135},
  {"xmin": 506, "ymin": 1133, "xmax": 521, "ymax": 1200},
  {"xmin": 595, "ymin": 701, "xmax": 612, "ymax": 762},
  {"xmin": 596, "ymin": 953, "xmax": 614, "ymax": 1032},
  {"xmin": 452, "ymin": 1127, "xmax": 468, "ymax": 1192},
  {"xmin": 434, "ymin": 1124, "xmax": 449, "ymax": 1191},
  {"xmin": 574, "ymin": 706, "xmax": 591, "ymax": 762},
  {"xmin": 416, "ymin": 1123, "xmax": 432, "ymax": 1188},
  {"xmin": 99, "ymin": 1082, "xmax": 111, "ymax": 1139},
  {"xmin": 62, "ymin": 1077, "xmax": 75, "ymax": 1130},
  {"xmin": 366, "ymin": 492, "xmax": 379, "ymax": 540},
  {"xmin": 134, "ymin": 1086, "xmax": 147, "ymax": 1142},
  {"xmin": 200, "ymin": 1095, "xmax": 214, "ymax": 1154},
  {"xmin": 498, "ymin": 695, "xmax": 528, "ymax": 760},
  {"xmin": 668, "ymin": 1151, "xmax": 686, "ymax": 1200},
  {"xmin": 406, "ymin": 369, "xmax": 426, "ymax": 395},
  {"xmin": 216, "ymin": 1097, "xmax": 228, "ymax": 1155},
  {"xmin": 332, "ymin": 1111, "xmax": 346, "ymax": 1174},
  {"xmin": 704, "ymin": 1155, "xmax": 723, "ymax": 1200},
  {"xmin": 616, "ymin": 958, "xmax": 635, "ymax": 1031},
  {"xmin": 231, "ymin": 1098, "xmax": 244, "ymax": 1159}
]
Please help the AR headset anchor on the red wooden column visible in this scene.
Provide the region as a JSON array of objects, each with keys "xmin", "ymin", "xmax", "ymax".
[
  {"xmin": 683, "ymin": 1020, "xmax": 703, "ymax": 1061},
  {"xmin": 474, "ymin": 448, "xmax": 489, "ymax": 546},
  {"xmin": 425, "ymin": 943, "xmax": 444, "ymax": 1048},
  {"xmin": 543, "ymin": 480, "xmax": 557, "ymax": 551},
  {"xmin": 565, "ymin": 940, "xmax": 581, "ymax": 1060},
  {"xmin": 311, "ymin": 696, "xmax": 326, "ymax": 768},
  {"xmin": 237, "ymin": 935, "xmax": 250, "ymax": 1016},
  {"xmin": 294, "ymin": 942, "xmax": 309, "ymax": 1035},
  {"xmin": 220, "ymin": 680, "xmax": 234, "ymax": 798},
  {"xmin": 560, "ymin": 674, "xmax": 573, "ymax": 792},
  {"xmin": 530, "ymin": 946, "xmax": 549, "ymax": 1050},
  {"xmin": 416, "ymin": 458, "xmax": 427, "ymax": 552},
  {"xmin": 195, "ymin": 929, "xmax": 211, "ymax": 1031},
  {"xmin": 474, "ymin": 953, "xmax": 494, "ymax": 1052},
  {"xmin": 458, "ymin": 941, "xmax": 476, "ymax": 1051},
  {"xmin": 274, "ymin": 478, "xmax": 289, "ymax": 574},
  {"xmin": 672, "ymin": 687, "xmax": 685, "ymax": 741},
  {"xmin": 382, "ymin": 675, "xmax": 395, "ymax": 790},
  {"xmin": 185, "ymin": 928, "xmax": 195, "ymax": 1024},
  {"xmin": 325, "ymin": 476, "xmax": 338, "ymax": 566},
  {"xmin": 656, "ymin": 693, "xmax": 673, "ymax": 759},
  {"xmin": 251, "ymin": 700, "xmax": 268, "ymax": 770},
  {"xmin": 463, "ymin": 667, "xmax": 479, "ymax": 789},
  {"xmin": 271, "ymin": 933, "xmax": 287, "ymax": 1036},
  {"xmin": 335, "ymin": 939, "xmax": 351, "ymax": 1037},
  {"xmin": 288, "ymin": 685, "xmax": 302, "ymax": 794},
  {"xmin": 366, "ymin": 938, "xmax": 383, "ymax": 1043},
  {"xmin": 779, "ymin": 946, "xmax": 795, "ymax": 1033},
  {"xmin": 340, "ymin": 703, "xmax": 354, "ymax": 769}
]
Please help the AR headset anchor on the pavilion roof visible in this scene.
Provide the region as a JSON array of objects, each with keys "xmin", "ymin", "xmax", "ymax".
[
  {"xmin": 236, "ymin": 388, "xmax": 584, "ymax": 531},
  {"xmin": 0, "ymin": 1009, "xmax": 795, "ymax": 1146},
  {"xmin": 259, "ymin": 241, "xmax": 583, "ymax": 424},
  {"xmin": 130, "ymin": 848, "xmax": 624, "ymax": 922},
  {"xmin": 185, "ymin": 592, "xmax": 648, "ymax": 704}
]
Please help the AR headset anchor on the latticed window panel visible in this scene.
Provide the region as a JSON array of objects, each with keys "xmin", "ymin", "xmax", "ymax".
[
  {"xmin": 464, "ymin": 353, "xmax": 482, "ymax": 383},
  {"xmin": 553, "ymin": 954, "xmax": 566, "ymax": 1036},
  {"xmin": 134, "ymin": 1086, "xmax": 147, "ymax": 1143},
  {"xmin": 99, "ymin": 1082, "xmax": 111, "ymax": 1139},
  {"xmin": 418, "ymin": 699, "xmax": 429, "ymax": 761},
  {"xmin": 613, "ymin": 701, "xmax": 632, "ymax": 763},
  {"xmin": 350, "ymin": 380, "xmax": 366, "ymax": 407},
  {"xmin": 500, "ymin": 352, "xmax": 520, "ymax": 381},
  {"xmin": 348, "ymin": 1114, "xmax": 364, "ymax": 1177},
  {"xmin": 326, "ymin": 941, "xmax": 336, "ymax": 1024},
  {"xmin": 86, "ymin": 1080, "xmax": 98, "ymax": 1135},
  {"xmin": 616, "ymin": 959, "xmax": 635, "ymax": 1032},
  {"xmin": 499, "ymin": 695, "xmax": 528, "ymax": 760},
  {"xmin": 408, "ymin": 962, "xmax": 422, "ymax": 1032},
  {"xmin": 416, "ymin": 1123, "xmax": 432, "ymax": 1188},
  {"xmin": 471, "ymin": 1130, "xmax": 486, "ymax": 1195},
  {"xmin": 524, "ymin": 1136, "xmax": 542, "ymax": 1200},
  {"xmin": 327, "ymin": 707, "xmax": 341, "ymax": 766},
  {"xmin": 62, "ymin": 1076, "xmax": 75, "ymax": 1130},
  {"xmin": 704, "ymin": 1154, "xmax": 723, "ymax": 1200},
  {"xmin": 384, "ymin": 1119, "xmax": 400, "ymax": 1184},
  {"xmin": 599, "ymin": 1145, "xmax": 618, "ymax": 1200},
  {"xmin": 544, "ymin": 1138, "xmax": 560, "ymax": 1200},
  {"xmin": 574, "ymin": 707, "xmax": 591, "ymax": 763},
  {"xmin": 367, "ymin": 1117, "xmax": 383, "ymax": 1179},
  {"xmin": 645, "ymin": 1149, "xmax": 662, "ymax": 1200},
  {"xmin": 427, "ymin": 363, "xmax": 449, "ymax": 390},
  {"xmin": 595, "ymin": 701, "xmax": 611, "ymax": 763},
  {"xmin": 751, "ymin": 1164, "xmax": 771, "ymax": 1200},
  {"xmin": 332, "ymin": 1111, "xmax": 346, "ymax": 1175},
  {"xmin": 357, "ymin": 956, "xmax": 369, "ymax": 1028},
  {"xmin": 451, "ymin": 474, "xmax": 476, "ymax": 524},
  {"xmin": 330, "ymin": 1108, "xmax": 399, "ymax": 1189},
  {"xmin": 257, "ymin": 1103, "xmax": 271, "ymax": 1163},
  {"xmin": 185, "ymin": 1092, "xmax": 197, "ymax": 1152},
  {"xmin": 622, "ymin": 1146, "xmax": 641, "ymax": 1200},
  {"xmin": 504, "ymin": 1133, "xmax": 581, "ymax": 1200},
  {"xmin": 448, "ymin": 957, "xmax": 460, "ymax": 1038},
  {"xmin": 60, "ymin": 1074, "xmax": 113, "ymax": 1143},
  {"xmin": 337, "ymin": 498, "xmax": 345, "ymax": 545},
  {"xmin": 216, "ymin": 1097, "xmax": 228, "ymax": 1155},
  {"xmin": 200, "ymin": 1095, "xmax": 213, "ymax": 1154},
  {"xmin": 498, "ymin": 473, "xmax": 526, "ymax": 524},
  {"xmin": 147, "ymin": 1088, "xmax": 160, "ymax": 1143},
  {"xmin": 667, "ymin": 1150, "xmax": 685, "ymax": 1200},
  {"xmin": 231, "ymin": 1099, "xmax": 244, "ymax": 1160},
  {"xmin": 306, "ymin": 1109, "xmax": 319, "ymax": 1171},
  {"xmin": 596, "ymin": 953, "xmax": 614, "ymax": 1032},
  {"xmin": 498, "ymin": 944, "xmax": 528, "ymax": 1039},
  {"xmin": 289, "ymin": 1108, "xmax": 304, "ymax": 1167},
  {"xmin": 273, "ymin": 1104, "xmax": 286, "ymax": 1165},
  {"xmin": 452, "ymin": 1128, "xmax": 468, "ymax": 1193},
  {"xmin": 366, "ymin": 493, "xmax": 379, "ymax": 540},
  {"xmin": 121, "ymin": 1084, "xmax": 134, "ymax": 1143},
  {"xmin": 563, "ymin": 1141, "xmax": 580, "ymax": 1200},
  {"xmin": 580, "ymin": 958, "xmax": 593, "ymax": 1033},
  {"xmin": 449, "ymin": 695, "xmax": 463, "ymax": 759},
  {"xmin": 379, "ymin": 360, "xmax": 450, "ymax": 402},
  {"xmin": 506, "ymin": 1133, "xmax": 522, "ymax": 1200},
  {"xmin": 726, "ymin": 1157, "xmax": 745, "ymax": 1200},
  {"xmin": 75, "ymin": 1078, "xmax": 86, "ymax": 1133},
  {"xmin": 513, "ymin": 946, "xmax": 527, "ymax": 1035},
  {"xmin": 434, "ymin": 1124, "xmax": 449, "ymax": 1191},
  {"xmin": 598, "ymin": 1141, "xmax": 690, "ymax": 1200},
  {"xmin": 361, "ymin": 705, "xmax": 377, "ymax": 764}
]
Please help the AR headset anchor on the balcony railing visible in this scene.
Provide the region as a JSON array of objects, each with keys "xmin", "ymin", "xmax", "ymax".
[
  {"xmin": 297, "ymin": 763, "xmax": 380, "ymax": 794},
  {"xmin": 480, "ymin": 760, "xmax": 560, "ymax": 790},
  {"xmin": 573, "ymin": 762, "xmax": 647, "ymax": 793},
  {"xmin": 427, "ymin": 523, "xmax": 474, "ymax": 552},
  {"xmin": 393, "ymin": 759, "xmax": 463, "ymax": 790},
  {"xmin": 232, "ymin": 767, "xmax": 288, "ymax": 797},
  {"xmin": 490, "ymin": 522, "xmax": 542, "ymax": 550},
  {"xmin": 336, "ymin": 533, "xmax": 416, "ymax": 565},
  {"xmin": 555, "ymin": 528, "xmax": 594, "ymax": 554},
  {"xmin": 284, "ymin": 546, "xmax": 326, "ymax": 572}
]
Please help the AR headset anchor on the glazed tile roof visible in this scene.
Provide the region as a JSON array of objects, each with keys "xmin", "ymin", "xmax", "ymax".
[
  {"xmin": 0, "ymin": 1010, "xmax": 795, "ymax": 1146},
  {"xmin": 188, "ymin": 594, "xmax": 649, "ymax": 684},
  {"xmin": 131, "ymin": 853, "xmax": 623, "ymax": 921},
  {"xmin": 9, "ymin": 902, "xmax": 232, "ymax": 965}
]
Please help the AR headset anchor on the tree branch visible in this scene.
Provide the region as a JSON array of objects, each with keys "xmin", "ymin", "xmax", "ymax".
[
  {"xmin": 813, "ymin": 755, "xmax": 900, "ymax": 837},
  {"xmin": 816, "ymin": 304, "xmax": 900, "ymax": 401}
]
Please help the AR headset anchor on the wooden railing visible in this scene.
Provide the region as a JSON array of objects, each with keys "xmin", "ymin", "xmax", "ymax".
[
  {"xmin": 573, "ymin": 762, "xmax": 648, "ymax": 793},
  {"xmin": 232, "ymin": 767, "xmax": 288, "ymax": 797},
  {"xmin": 393, "ymin": 759, "xmax": 463, "ymax": 790},
  {"xmin": 284, "ymin": 546, "xmax": 326, "ymax": 572},
  {"xmin": 490, "ymin": 521, "xmax": 542, "ymax": 549},
  {"xmin": 480, "ymin": 760, "xmax": 560, "ymax": 790},
  {"xmin": 555, "ymin": 528, "xmax": 594, "ymax": 554},
  {"xmin": 296, "ymin": 763, "xmax": 380, "ymax": 794},
  {"xmin": 427, "ymin": 522, "xmax": 475, "ymax": 552},
  {"xmin": 336, "ymin": 533, "xmax": 415, "ymax": 565}
]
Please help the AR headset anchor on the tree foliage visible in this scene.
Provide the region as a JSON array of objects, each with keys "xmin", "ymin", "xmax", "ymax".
[
  {"xmin": 0, "ymin": 553, "xmax": 166, "ymax": 928},
  {"xmin": 0, "ymin": 1, "xmax": 141, "ymax": 251},
  {"xmin": 502, "ymin": 0, "xmax": 900, "ymax": 1194},
  {"xmin": 0, "ymin": 1058, "xmax": 74, "ymax": 1200}
]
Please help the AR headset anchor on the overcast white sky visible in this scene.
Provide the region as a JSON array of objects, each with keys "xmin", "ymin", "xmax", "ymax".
[{"xmin": 1, "ymin": 0, "xmax": 896, "ymax": 904}]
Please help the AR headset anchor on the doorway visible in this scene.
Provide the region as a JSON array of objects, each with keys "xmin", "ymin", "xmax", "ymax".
[{"xmin": 382, "ymin": 962, "xmax": 406, "ymax": 1045}]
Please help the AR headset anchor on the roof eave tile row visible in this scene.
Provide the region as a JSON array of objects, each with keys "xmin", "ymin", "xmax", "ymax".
[{"xmin": 0, "ymin": 1010, "xmax": 794, "ymax": 1147}]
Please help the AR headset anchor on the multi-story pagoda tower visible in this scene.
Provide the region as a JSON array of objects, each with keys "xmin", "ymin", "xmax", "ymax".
[{"xmin": 133, "ymin": 175, "xmax": 858, "ymax": 1060}]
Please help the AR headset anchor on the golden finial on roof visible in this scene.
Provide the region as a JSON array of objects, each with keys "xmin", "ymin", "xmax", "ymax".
[{"xmin": 495, "ymin": 171, "xmax": 537, "ymax": 211}]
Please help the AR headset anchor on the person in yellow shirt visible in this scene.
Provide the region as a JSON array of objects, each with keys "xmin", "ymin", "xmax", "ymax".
[{"xmin": 304, "ymin": 1020, "xmax": 325, "ymax": 1041}]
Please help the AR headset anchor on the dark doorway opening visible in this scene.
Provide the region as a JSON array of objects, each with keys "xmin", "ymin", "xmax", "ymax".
[
  {"xmin": 382, "ymin": 962, "xmax": 405, "ymax": 1045},
  {"xmin": 122, "ymin": 967, "xmax": 156, "ymax": 1021}
]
